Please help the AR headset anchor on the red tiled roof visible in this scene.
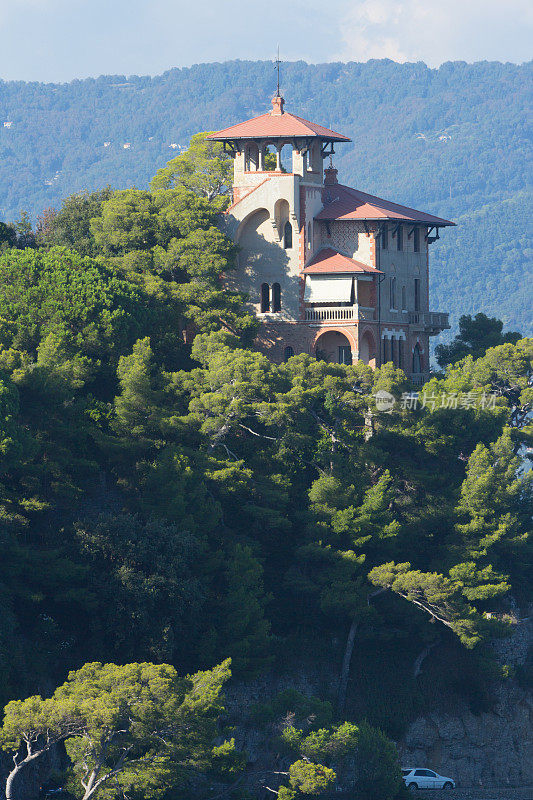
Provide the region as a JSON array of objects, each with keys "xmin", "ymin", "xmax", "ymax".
[
  {"xmin": 302, "ymin": 248, "xmax": 382, "ymax": 275},
  {"xmin": 315, "ymin": 184, "xmax": 455, "ymax": 226},
  {"xmin": 207, "ymin": 111, "xmax": 350, "ymax": 142}
]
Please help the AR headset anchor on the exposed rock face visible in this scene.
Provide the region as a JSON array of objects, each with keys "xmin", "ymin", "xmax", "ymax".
[
  {"xmin": 400, "ymin": 611, "xmax": 533, "ymax": 789},
  {"xmin": 399, "ymin": 682, "xmax": 533, "ymax": 787}
]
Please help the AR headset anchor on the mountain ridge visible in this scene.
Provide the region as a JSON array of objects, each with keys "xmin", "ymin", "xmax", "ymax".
[{"xmin": 0, "ymin": 58, "xmax": 531, "ymax": 333}]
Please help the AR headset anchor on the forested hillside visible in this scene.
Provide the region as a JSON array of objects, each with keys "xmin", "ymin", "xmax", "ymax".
[
  {"xmin": 0, "ymin": 136, "xmax": 531, "ymax": 799},
  {"xmin": 0, "ymin": 59, "xmax": 531, "ymax": 334}
]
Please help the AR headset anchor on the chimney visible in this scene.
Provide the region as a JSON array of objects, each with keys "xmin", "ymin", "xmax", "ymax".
[
  {"xmin": 324, "ymin": 165, "xmax": 338, "ymax": 185},
  {"xmin": 271, "ymin": 95, "xmax": 285, "ymax": 116}
]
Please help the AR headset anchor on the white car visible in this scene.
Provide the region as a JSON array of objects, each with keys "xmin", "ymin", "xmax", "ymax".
[{"xmin": 402, "ymin": 768, "xmax": 455, "ymax": 790}]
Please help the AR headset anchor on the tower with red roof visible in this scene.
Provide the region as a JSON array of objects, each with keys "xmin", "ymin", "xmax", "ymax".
[{"xmin": 208, "ymin": 93, "xmax": 453, "ymax": 380}]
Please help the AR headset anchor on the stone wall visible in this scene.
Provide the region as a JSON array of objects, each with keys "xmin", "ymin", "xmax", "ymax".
[{"xmin": 400, "ymin": 611, "xmax": 533, "ymax": 789}]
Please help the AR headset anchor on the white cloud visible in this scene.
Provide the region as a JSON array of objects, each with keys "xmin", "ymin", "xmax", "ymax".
[
  {"xmin": 0, "ymin": 0, "xmax": 530, "ymax": 82},
  {"xmin": 336, "ymin": 0, "xmax": 533, "ymax": 66}
]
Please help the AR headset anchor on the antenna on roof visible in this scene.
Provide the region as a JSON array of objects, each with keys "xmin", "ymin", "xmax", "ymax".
[{"xmin": 274, "ymin": 45, "xmax": 281, "ymax": 97}]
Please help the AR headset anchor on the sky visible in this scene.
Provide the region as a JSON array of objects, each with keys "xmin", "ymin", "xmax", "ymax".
[{"xmin": 0, "ymin": 0, "xmax": 531, "ymax": 83}]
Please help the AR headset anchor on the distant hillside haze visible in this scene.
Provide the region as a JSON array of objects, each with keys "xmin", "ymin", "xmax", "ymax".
[{"xmin": 0, "ymin": 59, "xmax": 531, "ymax": 334}]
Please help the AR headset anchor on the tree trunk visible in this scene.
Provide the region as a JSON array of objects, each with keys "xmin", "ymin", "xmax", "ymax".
[
  {"xmin": 5, "ymin": 766, "xmax": 20, "ymax": 800},
  {"xmin": 413, "ymin": 641, "xmax": 438, "ymax": 678},
  {"xmin": 82, "ymin": 769, "xmax": 98, "ymax": 800},
  {"xmin": 337, "ymin": 617, "xmax": 358, "ymax": 716}
]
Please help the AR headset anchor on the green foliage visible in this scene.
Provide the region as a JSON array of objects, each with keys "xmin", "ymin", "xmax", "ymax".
[
  {"xmin": 285, "ymin": 760, "xmax": 336, "ymax": 796},
  {"xmin": 0, "ymin": 246, "xmax": 144, "ymax": 362},
  {"xmin": 210, "ymin": 738, "xmax": 247, "ymax": 778},
  {"xmin": 368, "ymin": 560, "xmax": 509, "ymax": 648},
  {"xmin": 251, "ymin": 690, "xmax": 333, "ymax": 730},
  {"xmin": 74, "ymin": 513, "xmax": 203, "ymax": 663},
  {"xmin": 44, "ymin": 188, "xmax": 113, "ymax": 256},
  {"xmin": 0, "ymin": 111, "xmax": 531, "ymax": 799},
  {"xmin": 279, "ymin": 720, "xmax": 401, "ymax": 800},
  {"xmin": 436, "ymin": 313, "xmax": 522, "ymax": 367},
  {"xmin": 212, "ymin": 543, "xmax": 273, "ymax": 677},
  {"xmin": 0, "ymin": 659, "xmax": 232, "ymax": 800},
  {"xmin": 150, "ymin": 131, "xmax": 233, "ymax": 209},
  {"xmin": 89, "ymin": 186, "xmax": 255, "ymax": 340}
]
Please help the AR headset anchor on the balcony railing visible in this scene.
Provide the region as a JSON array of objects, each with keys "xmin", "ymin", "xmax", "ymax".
[
  {"xmin": 303, "ymin": 307, "xmax": 447, "ymax": 329},
  {"xmin": 304, "ymin": 305, "xmax": 376, "ymax": 322},
  {"xmin": 411, "ymin": 372, "xmax": 430, "ymax": 387},
  {"xmin": 408, "ymin": 311, "xmax": 450, "ymax": 333},
  {"xmin": 305, "ymin": 306, "xmax": 354, "ymax": 321}
]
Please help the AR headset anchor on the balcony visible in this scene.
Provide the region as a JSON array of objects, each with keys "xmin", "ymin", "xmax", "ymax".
[
  {"xmin": 305, "ymin": 305, "xmax": 376, "ymax": 323},
  {"xmin": 408, "ymin": 311, "xmax": 450, "ymax": 335},
  {"xmin": 411, "ymin": 372, "xmax": 430, "ymax": 387}
]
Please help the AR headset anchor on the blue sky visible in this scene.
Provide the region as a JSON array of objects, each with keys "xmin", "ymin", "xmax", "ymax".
[{"xmin": 0, "ymin": 0, "xmax": 531, "ymax": 83}]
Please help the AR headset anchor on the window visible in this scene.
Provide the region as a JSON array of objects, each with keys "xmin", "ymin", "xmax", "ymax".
[
  {"xmin": 338, "ymin": 346, "xmax": 352, "ymax": 365},
  {"xmin": 413, "ymin": 227, "xmax": 420, "ymax": 252},
  {"xmin": 381, "ymin": 225, "xmax": 388, "ymax": 249},
  {"xmin": 413, "ymin": 342, "xmax": 422, "ymax": 373},
  {"xmin": 382, "ymin": 338, "xmax": 389, "ymax": 363},
  {"xmin": 307, "ymin": 144, "xmax": 314, "ymax": 171},
  {"xmin": 398, "ymin": 338, "xmax": 404, "ymax": 368},
  {"xmin": 396, "ymin": 225, "xmax": 403, "ymax": 251},
  {"xmin": 283, "ymin": 221, "xmax": 293, "ymax": 249},
  {"xmin": 307, "ymin": 221, "xmax": 312, "ymax": 249},
  {"xmin": 390, "ymin": 277, "xmax": 396, "ymax": 309},
  {"xmin": 414, "ymin": 278, "xmax": 421, "ymax": 311},
  {"xmin": 272, "ymin": 282, "xmax": 281, "ymax": 312},
  {"xmin": 401, "ymin": 285, "xmax": 406, "ymax": 310},
  {"xmin": 260, "ymin": 282, "xmax": 270, "ymax": 313},
  {"xmin": 283, "ymin": 346, "xmax": 294, "ymax": 361},
  {"xmin": 391, "ymin": 336, "xmax": 397, "ymax": 365}
]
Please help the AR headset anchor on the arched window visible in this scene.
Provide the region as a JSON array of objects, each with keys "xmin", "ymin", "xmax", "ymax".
[
  {"xmin": 413, "ymin": 343, "xmax": 422, "ymax": 374},
  {"xmin": 382, "ymin": 338, "xmax": 389, "ymax": 364},
  {"xmin": 401, "ymin": 285, "xmax": 406, "ymax": 310},
  {"xmin": 272, "ymin": 282, "xmax": 281, "ymax": 312},
  {"xmin": 260, "ymin": 283, "xmax": 270, "ymax": 313},
  {"xmin": 398, "ymin": 338, "xmax": 404, "ymax": 369},
  {"xmin": 279, "ymin": 143, "xmax": 293, "ymax": 173},
  {"xmin": 414, "ymin": 278, "xmax": 421, "ymax": 311},
  {"xmin": 391, "ymin": 336, "xmax": 397, "ymax": 365},
  {"xmin": 390, "ymin": 277, "xmax": 396, "ymax": 309},
  {"xmin": 283, "ymin": 346, "xmax": 294, "ymax": 362},
  {"xmin": 307, "ymin": 144, "xmax": 314, "ymax": 172},
  {"xmin": 283, "ymin": 221, "xmax": 293, "ymax": 249}
]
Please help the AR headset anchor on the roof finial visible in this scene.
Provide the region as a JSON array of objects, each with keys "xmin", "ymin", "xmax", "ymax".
[
  {"xmin": 274, "ymin": 45, "xmax": 281, "ymax": 97},
  {"xmin": 271, "ymin": 46, "xmax": 285, "ymax": 115}
]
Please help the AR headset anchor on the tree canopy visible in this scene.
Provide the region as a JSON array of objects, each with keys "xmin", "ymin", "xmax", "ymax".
[{"xmin": 0, "ymin": 125, "xmax": 530, "ymax": 800}]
